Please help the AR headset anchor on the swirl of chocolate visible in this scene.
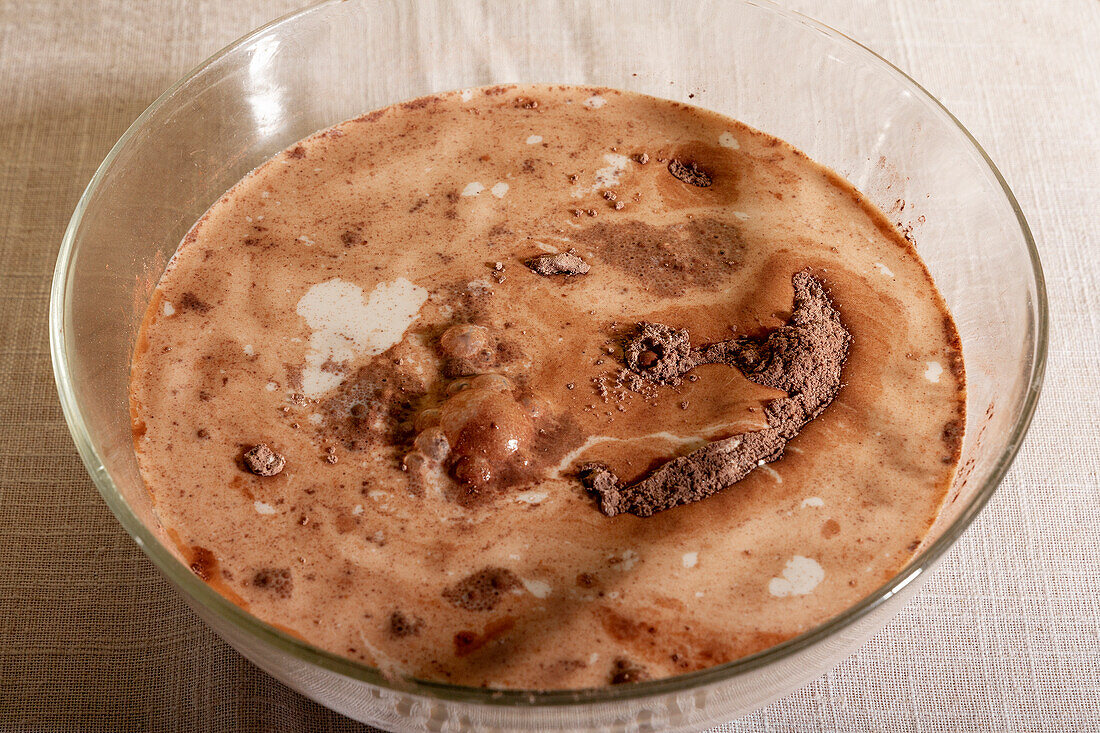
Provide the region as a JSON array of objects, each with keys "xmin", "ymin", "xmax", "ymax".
[{"xmin": 581, "ymin": 272, "xmax": 850, "ymax": 517}]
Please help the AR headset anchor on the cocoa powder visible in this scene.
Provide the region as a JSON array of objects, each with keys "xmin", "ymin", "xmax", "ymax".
[{"xmin": 581, "ymin": 272, "xmax": 850, "ymax": 517}]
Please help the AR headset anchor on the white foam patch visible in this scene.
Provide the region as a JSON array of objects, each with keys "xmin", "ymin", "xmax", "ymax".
[
  {"xmin": 925, "ymin": 361, "xmax": 943, "ymax": 383},
  {"xmin": 460, "ymin": 89, "xmax": 474, "ymax": 102},
  {"xmin": 243, "ymin": 344, "xmax": 254, "ymax": 356},
  {"xmin": 253, "ymin": 501, "xmax": 276, "ymax": 515},
  {"xmin": 594, "ymin": 153, "xmax": 630, "ymax": 191},
  {"xmin": 533, "ymin": 240, "xmax": 559, "ymax": 254},
  {"xmin": 467, "ymin": 277, "xmax": 493, "ymax": 295},
  {"xmin": 768, "ymin": 556, "xmax": 825, "ymax": 597},
  {"xmin": 758, "ymin": 464, "xmax": 783, "ymax": 483},
  {"xmin": 352, "ymin": 504, "xmax": 364, "ymax": 516},
  {"xmin": 801, "ymin": 497, "xmax": 824, "ymax": 508},
  {"xmin": 522, "ymin": 578, "xmax": 552, "ymax": 598},
  {"xmin": 514, "ymin": 490, "xmax": 549, "ymax": 505},
  {"xmin": 617, "ymin": 550, "xmax": 639, "ymax": 571},
  {"xmin": 461, "ymin": 181, "xmax": 484, "ymax": 197},
  {"xmin": 265, "ymin": 382, "xmax": 277, "ymax": 391},
  {"xmin": 572, "ymin": 153, "xmax": 632, "ymax": 198},
  {"xmin": 297, "ymin": 235, "xmax": 315, "ymax": 246},
  {"xmin": 551, "ymin": 431, "xmax": 716, "ymax": 478},
  {"xmin": 733, "ymin": 211, "xmax": 750, "ymax": 220},
  {"xmin": 718, "ymin": 131, "xmax": 740, "ymax": 149},
  {"xmin": 682, "ymin": 552, "xmax": 698, "ymax": 568},
  {"xmin": 357, "ymin": 630, "xmax": 407, "ymax": 678},
  {"xmin": 583, "ymin": 95, "xmax": 607, "ymax": 109},
  {"xmin": 161, "ymin": 301, "xmax": 174, "ymax": 316},
  {"xmin": 491, "ymin": 182, "xmax": 509, "ymax": 198},
  {"xmin": 875, "ymin": 262, "xmax": 896, "ymax": 278},
  {"xmin": 295, "ymin": 278, "xmax": 427, "ymax": 397},
  {"xmin": 526, "ymin": 134, "xmax": 543, "ymax": 145}
]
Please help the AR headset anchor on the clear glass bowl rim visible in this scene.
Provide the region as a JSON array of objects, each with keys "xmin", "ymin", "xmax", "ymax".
[{"xmin": 49, "ymin": 0, "xmax": 1048, "ymax": 709}]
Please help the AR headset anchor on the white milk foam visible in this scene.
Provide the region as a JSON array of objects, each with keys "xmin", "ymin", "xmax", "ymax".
[{"xmin": 296, "ymin": 278, "xmax": 428, "ymax": 397}]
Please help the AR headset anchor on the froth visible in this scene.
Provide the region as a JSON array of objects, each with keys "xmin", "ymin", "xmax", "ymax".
[
  {"xmin": 295, "ymin": 277, "xmax": 427, "ymax": 397},
  {"xmin": 768, "ymin": 556, "xmax": 825, "ymax": 597},
  {"xmin": 718, "ymin": 131, "xmax": 740, "ymax": 149},
  {"xmin": 574, "ymin": 153, "xmax": 631, "ymax": 197}
]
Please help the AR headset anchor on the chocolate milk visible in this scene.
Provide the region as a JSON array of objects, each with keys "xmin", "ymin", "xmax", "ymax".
[{"xmin": 130, "ymin": 85, "xmax": 964, "ymax": 689}]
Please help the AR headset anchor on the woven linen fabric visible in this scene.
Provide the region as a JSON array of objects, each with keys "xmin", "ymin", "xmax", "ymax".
[{"xmin": 1, "ymin": 0, "xmax": 1097, "ymax": 730}]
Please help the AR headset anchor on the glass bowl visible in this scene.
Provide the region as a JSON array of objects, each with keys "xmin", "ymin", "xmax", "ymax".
[{"xmin": 50, "ymin": 0, "xmax": 1046, "ymax": 730}]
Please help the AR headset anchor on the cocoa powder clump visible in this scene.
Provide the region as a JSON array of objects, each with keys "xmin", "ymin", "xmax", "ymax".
[
  {"xmin": 525, "ymin": 250, "xmax": 590, "ymax": 276},
  {"xmin": 622, "ymin": 323, "xmax": 693, "ymax": 386},
  {"xmin": 244, "ymin": 443, "xmax": 285, "ymax": 476},
  {"xmin": 667, "ymin": 159, "xmax": 712, "ymax": 187},
  {"xmin": 582, "ymin": 272, "xmax": 850, "ymax": 517}
]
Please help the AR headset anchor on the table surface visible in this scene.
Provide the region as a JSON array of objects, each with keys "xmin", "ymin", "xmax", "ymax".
[{"xmin": 2, "ymin": 0, "xmax": 1098, "ymax": 730}]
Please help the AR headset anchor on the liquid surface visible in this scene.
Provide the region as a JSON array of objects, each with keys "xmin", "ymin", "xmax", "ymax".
[{"xmin": 130, "ymin": 85, "xmax": 965, "ymax": 689}]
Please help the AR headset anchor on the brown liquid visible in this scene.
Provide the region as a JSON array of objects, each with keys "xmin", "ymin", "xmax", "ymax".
[{"xmin": 130, "ymin": 85, "xmax": 964, "ymax": 689}]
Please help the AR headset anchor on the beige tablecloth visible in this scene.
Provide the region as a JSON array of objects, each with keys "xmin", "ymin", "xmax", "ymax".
[{"xmin": 1, "ymin": 0, "xmax": 1098, "ymax": 730}]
